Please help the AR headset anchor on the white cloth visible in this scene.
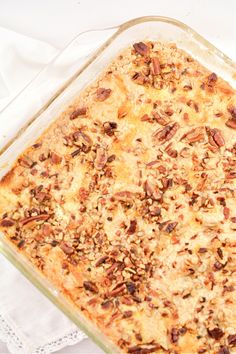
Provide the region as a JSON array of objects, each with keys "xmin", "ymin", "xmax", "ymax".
[{"xmin": 0, "ymin": 27, "xmax": 87, "ymax": 354}]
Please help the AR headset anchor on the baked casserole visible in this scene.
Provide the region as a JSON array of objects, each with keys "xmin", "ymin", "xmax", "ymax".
[{"xmin": 0, "ymin": 41, "xmax": 236, "ymax": 354}]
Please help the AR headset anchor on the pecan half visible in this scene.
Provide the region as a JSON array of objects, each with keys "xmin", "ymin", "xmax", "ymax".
[
  {"xmin": 152, "ymin": 111, "xmax": 170, "ymax": 126},
  {"xmin": 20, "ymin": 214, "xmax": 50, "ymax": 226},
  {"xmin": 73, "ymin": 131, "xmax": 92, "ymax": 151},
  {"xmin": 153, "ymin": 122, "xmax": 179, "ymax": 143},
  {"xmin": 60, "ymin": 242, "xmax": 74, "ymax": 255},
  {"xmin": 96, "ymin": 88, "xmax": 112, "ymax": 101},
  {"xmin": 70, "ymin": 107, "xmax": 87, "ymax": 120},
  {"xmin": 151, "ymin": 57, "xmax": 161, "ymax": 75},
  {"xmin": 207, "ymin": 327, "xmax": 224, "ymax": 340},
  {"xmin": 83, "ymin": 281, "xmax": 99, "ymax": 293},
  {"xmin": 181, "ymin": 127, "xmax": 205, "ymax": 143},
  {"xmin": 0, "ymin": 218, "xmax": 15, "ymax": 227},
  {"xmin": 206, "ymin": 127, "xmax": 225, "ymax": 147},
  {"xmin": 94, "ymin": 147, "xmax": 107, "ymax": 170},
  {"xmin": 133, "ymin": 42, "xmax": 149, "ymax": 56}
]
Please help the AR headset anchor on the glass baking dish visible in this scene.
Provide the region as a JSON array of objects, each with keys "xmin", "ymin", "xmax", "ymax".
[{"xmin": 0, "ymin": 16, "xmax": 235, "ymax": 353}]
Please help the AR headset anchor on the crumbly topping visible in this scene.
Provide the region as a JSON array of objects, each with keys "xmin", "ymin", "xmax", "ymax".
[{"xmin": 0, "ymin": 41, "xmax": 236, "ymax": 354}]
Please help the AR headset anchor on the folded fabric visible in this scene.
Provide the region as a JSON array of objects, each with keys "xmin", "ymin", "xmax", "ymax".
[{"xmin": 0, "ymin": 26, "xmax": 86, "ymax": 354}]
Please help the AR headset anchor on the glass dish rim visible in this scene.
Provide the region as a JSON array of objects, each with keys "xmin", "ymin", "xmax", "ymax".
[{"xmin": 0, "ymin": 15, "xmax": 236, "ymax": 354}]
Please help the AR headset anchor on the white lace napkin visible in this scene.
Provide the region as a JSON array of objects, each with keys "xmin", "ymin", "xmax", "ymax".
[{"xmin": 0, "ymin": 26, "xmax": 86, "ymax": 354}]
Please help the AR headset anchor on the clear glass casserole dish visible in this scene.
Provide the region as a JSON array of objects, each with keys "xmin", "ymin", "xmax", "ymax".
[{"xmin": 0, "ymin": 16, "xmax": 235, "ymax": 353}]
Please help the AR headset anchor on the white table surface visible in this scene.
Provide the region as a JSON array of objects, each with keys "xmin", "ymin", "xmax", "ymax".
[{"xmin": 0, "ymin": 0, "xmax": 235, "ymax": 353}]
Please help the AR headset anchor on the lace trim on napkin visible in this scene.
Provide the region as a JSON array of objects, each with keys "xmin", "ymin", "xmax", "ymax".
[{"xmin": 0, "ymin": 312, "xmax": 86, "ymax": 354}]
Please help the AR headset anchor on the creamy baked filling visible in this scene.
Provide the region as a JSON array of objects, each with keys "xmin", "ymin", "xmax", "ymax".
[{"xmin": 0, "ymin": 41, "xmax": 236, "ymax": 354}]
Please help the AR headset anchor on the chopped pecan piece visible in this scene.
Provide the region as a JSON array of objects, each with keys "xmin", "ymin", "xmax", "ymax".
[
  {"xmin": 160, "ymin": 221, "xmax": 178, "ymax": 233},
  {"xmin": 107, "ymin": 154, "xmax": 116, "ymax": 163},
  {"xmin": 96, "ymin": 88, "xmax": 112, "ymax": 101},
  {"xmin": 51, "ymin": 152, "xmax": 62, "ymax": 164},
  {"xmin": 123, "ymin": 310, "xmax": 133, "ymax": 318},
  {"xmin": 132, "ymin": 72, "xmax": 148, "ymax": 85},
  {"xmin": 206, "ymin": 127, "xmax": 225, "ymax": 147},
  {"xmin": 83, "ymin": 281, "xmax": 99, "ymax": 293},
  {"xmin": 228, "ymin": 334, "xmax": 236, "ymax": 346},
  {"xmin": 226, "ymin": 171, "xmax": 236, "ymax": 179},
  {"xmin": 0, "ymin": 218, "xmax": 15, "ymax": 227},
  {"xmin": 225, "ymin": 118, "xmax": 236, "ymax": 130},
  {"xmin": 143, "ymin": 179, "xmax": 162, "ymax": 200},
  {"xmin": 126, "ymin": 281, "xmax": 136, "ymax": 294},
  {"xmin": 94, "ymin": 147, "xmax": 107, "ymax": 170},
  {"xmin": 109, "ymin": 284, "xmax": 126, "ymax": 297},
  {"xmin": 70, "ymin": 107, "xmax": 87, "ymax": 120},
  {"xmin": 103, "ymin": 121, "xmax": 117, "ymax": 136},
  {"xmin": 207, "ymin": 73, "xmax": 218, "ymax": 86},
  {"xmin": 127, "ymin": 220, "xmax": 137, "ymax": 235},
  {"xmin": 73, "ymin": 131, "xmax": 92, "ymax": 151},
  {"xmin": 95, "ymin": 255, "xmax": 109, "ymax": 267},
  {"xmin": 198, "ymin": 247, "xmax": 208, "ymax": 253},
  {"xmin": 128, "ymin": 345, "xmax": 160, "ymax": 354},
  {"xmin": 113, "ymin": 191, "xmax": 134, "ymax": 202},
  {"xmin": 181, "ymin": 127, "xmax": 205, "ymax": 143},
  {"xmin": 71, "ymin": 148, "xmax": 81, "ymax": 158},
  {"xmin": 151, "ymin": 57, "xmax": 161, "ymax": 75},
  {"xmin": 153, "ymin": 122, "xmax": 179, "ymax": 143},
  {"xmin": 19, "ymin": 156, "xmax": 35, "ymax": 168},
  {"xmin": 218, "ymin": 346, "xmax": 230, "ymax": 354},
  {"xmin": 228, "ymin": 106, "xmax": 236, "ymax": 119},
  {"xmin": 17, "ymin": 240, "xmax": 25, "ymax": 249},
  {"xmin": 133, "ymin": 42, "xmax": 149, "ymax": 56},
  {"xmin": 170, "ymin": 327, "xmax": 179, "ymax": 343},
  {"xmin": 207, "ymin": 327, "xmax": 224, "ymax": 340},
  {"xmin": 20, "ymin": 214, "xmax": 50, "ymax": 226},
  {"xmin": 60, "ymin": 242, "xmax": 74, "ymax": 255}
]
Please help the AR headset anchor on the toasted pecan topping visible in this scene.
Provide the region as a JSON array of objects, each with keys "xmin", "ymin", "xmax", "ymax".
[
  {"xmin": 51, "ymin": 152, "xmax": 62, "ymax": 164},
  {"xmin": 60, "ymin": 242, "xmax": 74, "ymax": 255},
  {"xmin": 70, "ymin": 107, "xmax": 87, "ymax": 120},
  {"xmin": 133, "ymin": 42, "xmax": 149, "ymax": 56},
  {"xmin": 153, "ymin": 122, "xmax": 179, "ymax": 143},
  {"xmin": 96, "ymin": 88, "xmax": 112, "ymax": 101},
  {"xmin": 94, "ymin": 147, "xmax": 107, "ymax": 170},
  {"xmin": 207, "ymin": 327, "xmax": 224, "ymax": 340},
  {"xmin": 151, "ymin": 57, "xmax": 161, "ymax": 75},
  {"xmin": 0, "ymin": 218, "xmax": 15, "ymax": 227},
  {"xmin": 206, "ymin": 127, "xmax": 225, "ymax": 147},
  {"xmin": 20, "ymin": 214, "xmax": 50, "ymax": 226},
  {"xmin": 83, "ymin": 281, "xmax": 99, "ymax": 293}
]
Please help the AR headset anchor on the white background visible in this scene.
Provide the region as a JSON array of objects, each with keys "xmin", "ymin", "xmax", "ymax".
[{"xmin": 0, "ymin": 0, "xmax": 235, "ymax": 353}]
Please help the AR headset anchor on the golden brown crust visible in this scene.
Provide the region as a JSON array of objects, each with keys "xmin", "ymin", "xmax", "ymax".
[{"xmin": 0, "ymin": 41, "xmax": 236, "ymax": 354}]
